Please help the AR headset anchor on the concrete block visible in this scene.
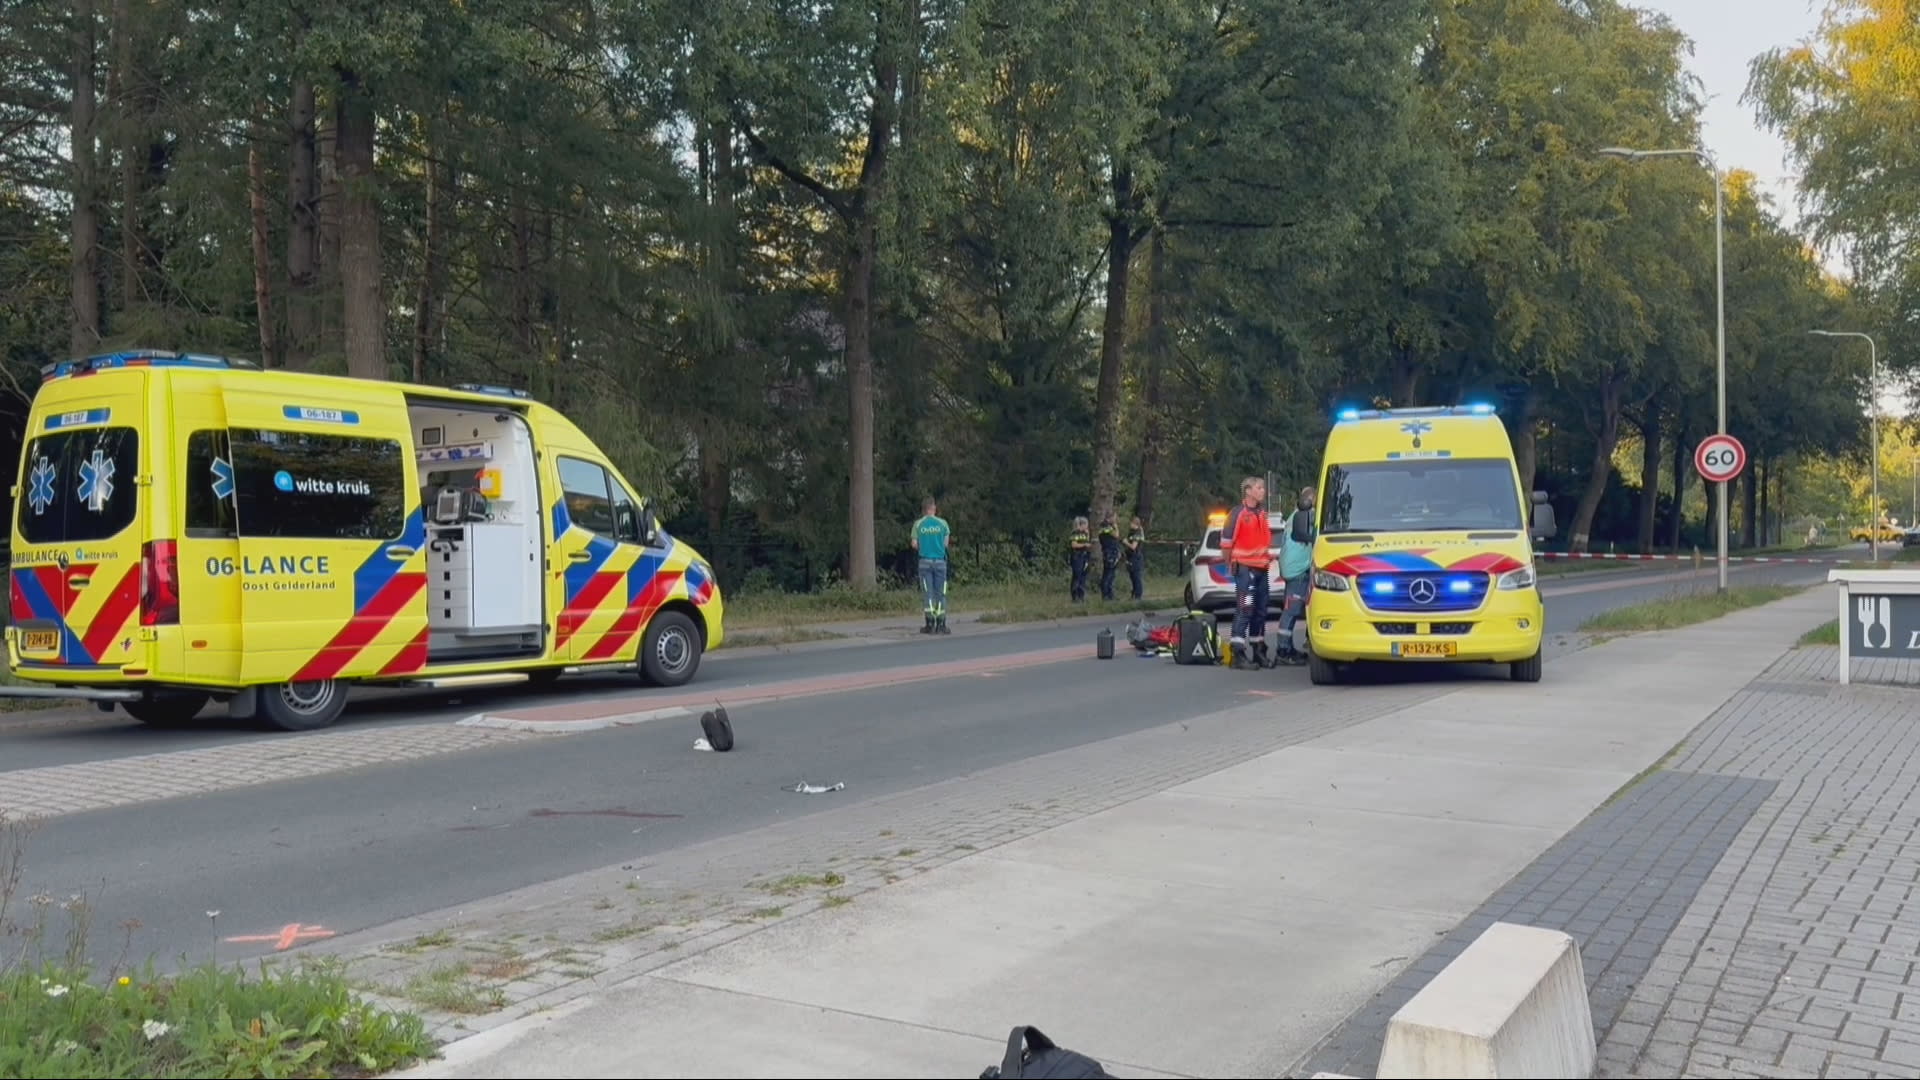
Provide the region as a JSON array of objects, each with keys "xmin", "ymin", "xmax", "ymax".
[{"xmin": 1377, "ymin": 922, "xmax": 1596, "ymax": 1079}]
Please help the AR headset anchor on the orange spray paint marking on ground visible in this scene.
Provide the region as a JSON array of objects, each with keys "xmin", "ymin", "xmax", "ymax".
[{"xmin": 224, "ymin": 923, "xmax": 335, "ymax": 951}]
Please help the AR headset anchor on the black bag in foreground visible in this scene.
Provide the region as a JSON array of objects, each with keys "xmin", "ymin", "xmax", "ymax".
[{"xmin": 978, "ymin": 1026, "xmax": 1115, "ymax": 1079}]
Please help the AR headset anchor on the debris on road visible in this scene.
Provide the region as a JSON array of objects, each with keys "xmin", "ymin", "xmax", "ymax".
[
  {"xmin": 693, "ymin": 737, "xmax": 714, "ymax": 752},
  {"xmin": 790, "ymin": 781, "xmax": 845, "ymax": 794},
  {"xmin": 699, "ymin": 705, "xmax": 735, "ymax": 752}
]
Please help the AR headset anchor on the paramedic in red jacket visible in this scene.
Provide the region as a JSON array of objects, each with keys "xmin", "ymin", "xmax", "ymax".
[{"xmin": 1221, "ymin": 475, "xmax": 1273, "ymax": 669}]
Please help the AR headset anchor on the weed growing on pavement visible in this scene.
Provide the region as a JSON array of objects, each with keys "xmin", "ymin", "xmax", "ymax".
[
  {"xmin": 822, "ymin": 894, "xmax": 853, "ymax": 909},
  {"xmin": 403, "ymin": 962, "xmax": 507, "ymax": 1015},
  {"xmin": 756, "ymin": 871, "xmax": 846, "ymax": 897},
  {"xmin": 0, "ymin": 812, "xmax": 432, "ymax": 1077},
  {"xmin": 1578, "ymin": 584, "xmax": 1803, "ymax": 633},
  {"xmin": 1800, "ymin": 620, "xmax": 1841, "ymax": 646}
]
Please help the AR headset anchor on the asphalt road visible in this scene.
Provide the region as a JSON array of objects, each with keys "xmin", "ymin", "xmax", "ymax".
[{"xmin": 1, "ymin": 553, "xmax": 1846, "ymax": 970}]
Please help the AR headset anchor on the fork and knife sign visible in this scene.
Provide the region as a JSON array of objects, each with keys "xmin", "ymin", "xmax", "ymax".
[{"xmin": 1857, "ymin": 595, "xmax": 1896, "ymax": 649}]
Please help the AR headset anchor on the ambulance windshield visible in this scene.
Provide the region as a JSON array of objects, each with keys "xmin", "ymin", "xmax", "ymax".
[{"xmin": 1320, "ymin": 458, "xmax": 1523, "ymax": 534}]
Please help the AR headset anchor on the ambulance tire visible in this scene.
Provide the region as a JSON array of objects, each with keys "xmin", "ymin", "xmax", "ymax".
[
  {"xmin": 1308, "ymin": 652, "xmax": 1341, "ymax": 686},
  {"xmin": 638, "ymin": 611, "xmax": 703, "ymax": 688},
  {"xmin": 259, "ymin": 679, "xmax": 348, "ymax": 731},
  {"xmin": 124, "ymin": 691, "xmax": 211, "ymax": 726},
  {"xmin": 1510, "ymin": 650, "xmax": 1544, "ymax": 683}
]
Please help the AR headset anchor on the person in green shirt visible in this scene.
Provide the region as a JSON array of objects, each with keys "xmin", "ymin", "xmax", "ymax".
[{"xmin": 912, "ymin": 497, "xmax": 952, "ymax": 634}]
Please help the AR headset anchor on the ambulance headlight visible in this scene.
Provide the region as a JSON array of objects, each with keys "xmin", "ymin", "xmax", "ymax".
[
  {"xmin": 1497, "ymin": 565, "xmax": 1537, "ymax": 591},
  {"xmin": 1312, "ymin": 569, "xmax": 1350, "ymax": 592}
]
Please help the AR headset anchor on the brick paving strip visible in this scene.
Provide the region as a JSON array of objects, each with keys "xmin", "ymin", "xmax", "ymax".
[
  {"xmin": 1299, "ymin": 645, "xmax": 1920, "ymax": 1080},
  {"xmin": 299, "ymin": 679, "xmax": 1461, "ymax": 1046}
]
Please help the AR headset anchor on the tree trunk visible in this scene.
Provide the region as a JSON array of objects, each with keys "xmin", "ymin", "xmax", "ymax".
[
  {"xmin": 247, "ymin": 127, "xmax": 277, "ymax": 366},
  {"xmin": 510, "ymin": 200, "xmax": 535, "ymax": 360},
  {"xmin": 1666, "ymin": 412, "xmax": 1685, "ymax": 551},
  {"xmin": 317, "ymin": 109, "xmax": 343, "ymax": 363},
  {"xmin": 1742, "ymin": 462, "xmax": 1759, "ymax": 549},
  {"xmin": 412, "ymin": 110, "xmax": 450, "ymax": 383},
  {"xmin": 285, "ymin": 78, "xmax": 319, "ymax": 369},
  {"xmin": 1567, "ymin": 381, "xmax": 1622, "ymax": 553},
  {"xmin": 1389, "ymin": 345, "xmax": 1418, "ymax": 406},
  {"xmin": 845, "ymin": 218, "xmax": 879, "ymax": 587},
  {"xmin": 68, "ymin": 0, "xmax": 101, "ymax": 356},
  {"xmin": 1635, "ymin": 412, "xmax": 1661, "ymax": 554},
  {"xmin": 334, "ymin": 67, "xmax": 383, "ymax": 380},
  {"xmin": 1090, "ymin": 166, "xmax": 1137, "ymax": 527},
  {"xmin": 1513, "ymin": 392, "xmax": 1539, "ymax": 497},
  {"xmin": 111, "ymin": 0, "xmax": 140, "ymax": 308},
  {"xmin": 1759, "ymin": 457, "xmax": 1771, "ymax": 548},
  {"xmin": 1134, "ymin": 227, "xmax": 1169, "ymax": 528}
]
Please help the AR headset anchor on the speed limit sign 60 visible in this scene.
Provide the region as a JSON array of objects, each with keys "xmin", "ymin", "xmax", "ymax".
[{"xmin": 1694, "ymin": 433, "xmax": 1748, "ymax": 484}]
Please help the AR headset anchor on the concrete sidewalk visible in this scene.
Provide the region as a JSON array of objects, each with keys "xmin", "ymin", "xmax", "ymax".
[{"xmin": 390, "ymin": 588, "xmax": 1832, "ymax": 1079}]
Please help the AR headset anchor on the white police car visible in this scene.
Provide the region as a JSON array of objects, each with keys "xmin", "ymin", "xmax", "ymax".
[{"xmin": 1183, "ymin": 510, "xmax": 1290, "ymax": 615}]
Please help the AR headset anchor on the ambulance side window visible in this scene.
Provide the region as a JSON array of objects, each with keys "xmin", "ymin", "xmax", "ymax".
[
  {"xmin": 558, "ymin": 457, "xmax": 642, "ymax": 545},
  {"xmin": 228, "ymin": 428, "xmax": 406, "ymax": 540},
  {"xmin": 185, "ymin": 430, "xmax": 237, "ymax": 538}
]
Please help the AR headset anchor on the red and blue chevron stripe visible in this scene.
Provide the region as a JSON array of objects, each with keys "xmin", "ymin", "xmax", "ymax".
[
  {"xmin": 293, "ymin": 508, "xmax": 428, "ymax": 681},
  {"xmin": 1323, "ymin": 548, "xmax": 1527, "ymax": 577},
  {"xmin": 9, "ymin": 563, "xmax": 140, "ymax": 665}
]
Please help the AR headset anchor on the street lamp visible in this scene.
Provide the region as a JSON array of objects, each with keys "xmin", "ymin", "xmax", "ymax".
[
  {"xmin": 1809, "ymin": 329, "xmax": 1882, "ymax": 562},
  {"xmin": 1597, "ymin": 146, "xmax": 1728, "ymax": 590}
]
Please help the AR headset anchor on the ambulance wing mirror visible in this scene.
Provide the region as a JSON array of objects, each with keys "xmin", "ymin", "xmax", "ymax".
[
  {"xmin": 1529, "ymin": 490, "xmax": 1557, "ymax": 542},
  {"xmin": 641, "ymin": 503, "xmax": 660, "ymax": 547}
]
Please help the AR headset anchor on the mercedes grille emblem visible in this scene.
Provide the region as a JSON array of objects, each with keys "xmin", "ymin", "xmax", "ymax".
[{"xmin": 1408, "ymin": 578, "xmax": 1438, "ymax": 605}]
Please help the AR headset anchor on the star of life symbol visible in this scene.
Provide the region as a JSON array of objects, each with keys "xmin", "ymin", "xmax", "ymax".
[
  {"xmin": 27, "ymin": 456, "xmax": 55, "ymax": 515},
  {"xmin": 210, "ymin": 456, "xmax": 235, "ymax": 500},
  {"xmin": 1400, "ymin": 420, "xmax": 1432, "ymax": 437},
  {"xmin": 77, "ymin": 449, "xmax": 115, "ymax": 513}
]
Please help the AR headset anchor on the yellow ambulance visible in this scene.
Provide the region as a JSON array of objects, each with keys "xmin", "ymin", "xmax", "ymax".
[
  {"xmin": 1303, "ymin": 404, "xmax": 1554, "ymax": 685},
  {"xmin": 6, "ymin": 350, "xmax": 725, "ymax": 730}
]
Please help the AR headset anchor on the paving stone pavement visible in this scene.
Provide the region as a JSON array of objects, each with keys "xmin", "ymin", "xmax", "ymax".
[
  {"xmin": 1297, "ymin": 769, "xmax": 1779, "ymax": 1078},
  {"xmin": 1595, "ymin": 646, "xmax": 1920, "ymax": 1080},
  {"xmin": 1301, "ymin": 644, "xmax": 1920, "ymax": 1080},
  {"xmin": 301, "ymin": 678, "xmax": 1461, "ymax": 1044},
  {"xmin": 0, "ymin": 724, "xmax": 536, "ymax": 819}
]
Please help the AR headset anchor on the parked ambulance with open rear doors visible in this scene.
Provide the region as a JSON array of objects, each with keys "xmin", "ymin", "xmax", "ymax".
[
  {"xmin": 5, "ymin": 350, "xmax": 725, "ymax": 731},
  {"xmin": 1303, "ymin": 404, "xmax": 1555, "ymax": 686}
]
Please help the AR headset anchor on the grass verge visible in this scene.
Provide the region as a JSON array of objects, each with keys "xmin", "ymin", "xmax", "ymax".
[
  {"xmin": 1800, "ymin": 620, "xmax": 1840, "ymax": 646},
  {"xmin": 725, "ymin": 575, "xmax": 1188, "ymax": 630},
  {"xmin": 1578, "ymin": 584, "xmax": 1803, "ymax": 634},
  {"xmin": 2, "ymin": 812, "xmax": 433, "ymax": 1077},
  {"xmin": 721, "ymin": 626, "xmax": 847, "ymax": 649}
]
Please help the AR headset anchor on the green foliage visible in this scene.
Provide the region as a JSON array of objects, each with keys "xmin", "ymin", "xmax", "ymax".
[
  {"xmin": 0, "ymin": 961, "xmax": 433, "ymax": 1078},
  {"xmin": 0, "ymin": 0, "xmax": 1881, "ymax": 590}
]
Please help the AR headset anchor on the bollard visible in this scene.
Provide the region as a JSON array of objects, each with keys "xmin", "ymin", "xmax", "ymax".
[{"xmin": 1693, "ymin": 546, "xmax": 1701, "ymax": 572}]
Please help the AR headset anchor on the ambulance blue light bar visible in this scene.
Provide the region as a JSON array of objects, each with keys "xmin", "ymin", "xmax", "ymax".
[
  {"xmin": 43, "ymin": 349, "xmax": 259, "ymax": 379},
  {"xmin": 1334, "ymin": 404, "xmax": 1499, "ymax": 423},
  {"xmin": 451, "ymin": 382, "xmax": 533, "ymax": 400}
]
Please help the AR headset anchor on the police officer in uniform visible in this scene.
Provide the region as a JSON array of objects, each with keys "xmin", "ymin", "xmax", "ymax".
[
  {"xmin": 1125, "ymin": 515, "xmax": 1147, "ymax": 600},
  {"xmin": 1097, "ymin": 515, "xmax": 1121, "ymax": 601},
  {"xmin": 1068, "ymin": 516, "xmax": 1092, "ymax": 602}
]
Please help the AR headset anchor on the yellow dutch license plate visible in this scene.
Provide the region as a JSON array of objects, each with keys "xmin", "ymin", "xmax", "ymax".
[
  {"xmin": 19, "ymin": 629, "xmax": 60, "ymax": 653},
  {"xmin": 1394, "ymin": 640, "xmax": 1457, "ymax": 659}
]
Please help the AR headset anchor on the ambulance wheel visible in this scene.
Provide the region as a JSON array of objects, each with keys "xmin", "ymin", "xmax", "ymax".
[
  {"xmin": 1308, "ymin": 653, "xmax": 1341, "ymax": 686},
  {"xmin": 124, "ymin": 691, "xmax": 210, "ymax": 726},
  {"xmin": 1510, "ymin": 651, "xmax": 1544, "ymax": 683},
  {"xmin": 259, "ymin": 679, "xmax": 347, "ymax": 731},
  {"xmin": 639, "ymin": 611, "xmax": 703, "ymax": 688}
]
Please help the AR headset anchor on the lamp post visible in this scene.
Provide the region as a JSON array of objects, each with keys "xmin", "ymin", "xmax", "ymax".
[
  {"xmin": 1809, "ymin": 329, "xmax": 1882, "ymax": 562},
  {"xmin": 1597, "ymin": 146, "xmax": 1727, "ymax": 589}
]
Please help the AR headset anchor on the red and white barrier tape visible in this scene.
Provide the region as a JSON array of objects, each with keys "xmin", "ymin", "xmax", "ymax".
[{"xmin": 1535, "ymin": 551, "xmax": 1841, "ymax": 565}]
